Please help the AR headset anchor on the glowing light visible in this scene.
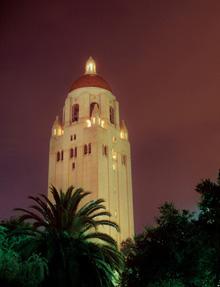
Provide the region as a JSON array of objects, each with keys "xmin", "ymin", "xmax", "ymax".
[
  {"xmin": 91, "ymin": 116, "xmax": 101, "ymax": 126},
  {"xmin": 120, "ymin": 130, "xmax": 127, "ymax": 140},
  {"xmin": 86, "ymin": 119, "xmax": 91, "ymax": 127},
  {"xmin": 92, "ymin": 117, "xmax": 96, "ymax": 124},
  {"xmin": 112, "ymin": 149, "xmax": 117, "ymax": 160},
  {"xmin": 57, "ymin": 128, "xmax": 62, "ymax": 136},
  {"xmin": 112, "ymin": 136, "xmax": 116, "ymax": 143},
  {"xmin": 53, "ymin": 127, "xmax": 63, "ymax": 136},
  {"xmin": 112, "ymin": 163, "xmax": 116, "ymax": 171},
  {"xmin": 101, "ymin": 120, "xmax": 105, "ymax": 128},
  {"xmin": 85, "ymin": 57, "xmax": 96, "ymax": 75}
]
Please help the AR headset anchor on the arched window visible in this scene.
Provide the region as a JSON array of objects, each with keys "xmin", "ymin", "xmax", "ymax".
[
  {"xmin": 84, "ymin": 144, "xmax": 87, "ymax": 155},
  {"xmin": 90, "ymin": 102, "xmax": 99, "ymax": 117},
  {"xmin": 57, "ymin": 151, "xmax": 60, "ymax": 162},
  {"xmin": 109, "ymin": 106, "xmax": 115, "ymax": 124},
  {"xmin": 72, "ymin": 104, "xmax": 79, "ymax": 122}
]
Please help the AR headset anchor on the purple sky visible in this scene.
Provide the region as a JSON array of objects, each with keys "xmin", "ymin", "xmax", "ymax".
[{"xmin": 1, "ymin": 1, "xmax": 220, "ymax": 233}]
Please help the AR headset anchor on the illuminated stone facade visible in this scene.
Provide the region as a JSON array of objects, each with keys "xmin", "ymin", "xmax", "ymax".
[{"xmin": 48, "ymin": 57, "xmax": 134, "ymax": 243}]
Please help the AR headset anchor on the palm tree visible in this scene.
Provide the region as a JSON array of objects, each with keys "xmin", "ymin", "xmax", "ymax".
[{"xmin": 15, "ymin": 186, "xmax": 124, "ymax": 287}]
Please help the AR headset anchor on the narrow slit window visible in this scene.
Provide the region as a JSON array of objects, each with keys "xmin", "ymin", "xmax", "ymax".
[
  {"xmin": 109, "ymin": 106, "xmax": 115, "ymax": 124},
  {"xmin": 84, "ymin": 144, "xmax": 87, "ymax": 155},
  {"xmin": 70, "ymin": 148, "xmax": 74, "ymax": 158},
  {"xmin": 57, "ymin": 151, "xmax": 60, "ymax": 162},
  {"xmin": 122, "ymin": 155, "xmax": 127, "ymax": 165},
  {"xmin": 74, "ymin": 147, "xmax": 77, "ymax": 157},
  {"xmin": 88, "ymin": 143, "xmax": 91, "ymax": 154},
  {"xmin": 102, "ymin": 145, "xmax": 108, "ymax": 156},
  {"xmin": 61, "ymin": 150, "xmax": 64, "ymax": 161},
  {"xmin": 72, "ymin": 162, "xmax": 75, "ymax": 170}
]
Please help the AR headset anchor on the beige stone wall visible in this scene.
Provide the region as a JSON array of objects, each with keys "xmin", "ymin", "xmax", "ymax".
[{"xmin": 48, "ymin": 86, "xmax": 134, "ymax": 243}]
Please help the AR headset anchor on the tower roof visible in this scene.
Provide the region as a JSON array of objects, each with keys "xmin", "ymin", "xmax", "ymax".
[{"xmin": 69, "ymin": 57, "xmax": 112, "ymax": 93}]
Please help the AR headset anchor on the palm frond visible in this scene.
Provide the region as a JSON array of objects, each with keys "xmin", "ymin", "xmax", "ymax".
[
  {"xmin": 38, "ymin": 193, "xmax": 58, "ymax": 216},
  {"xmin": 29, "ymin": 196, "xmax": 55, "ymax": 221},
  {"xmin": 77, "ymin": 198, "xmax": 106, "ymax": 217},
  {"xmin": 93, "ymin": 219, "xmax": 120, "ymax": 232},
  {"xmin": 90, "ymin": 211, "xmax": 111, "ymax": 219},
  {"xmin": 50, "ymin": 185, "xmax": 62, "ymax": 207},
  {"xmin": 64, "ymin": 185, "xmax": 74, "ymax": 201},
  {"xmin": 68, "ymin": 189, "xmax": 91, "ymax": 215},
  {"xmin": 81, "ymin": 232, "xmax": 118, "ymax": 247},
  {"xmin": 28, "ymin": 204, "xmax": 52, "ymax": 224},
  {"xmin": 14, "ymin": 208, "xmax": 47, "ymax": 226},
  {"xmin": 99, "ymin": 244, "xmax": 124, "ymax": 270}
]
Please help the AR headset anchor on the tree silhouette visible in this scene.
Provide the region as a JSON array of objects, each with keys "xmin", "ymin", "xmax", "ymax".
[
  {"xmin": 15, "ymin": 186, "xmax": 124, "ymax": 287},
  {"xmin": 121, "ymin": 171, "xmax": 220, "ymax": 286}
]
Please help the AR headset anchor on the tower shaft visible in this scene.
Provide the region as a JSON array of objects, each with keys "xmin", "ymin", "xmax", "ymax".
[{"xmin": 48, "ymin": 59, "xmax": 134, "ymax": 243}]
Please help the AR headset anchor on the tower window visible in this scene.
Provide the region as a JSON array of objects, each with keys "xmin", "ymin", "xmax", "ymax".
[
  {"xmin": 102, "ymin": 145, "xmax": 108, "ymax": 156},
  {"xmin": 72, "ymin": 162, "xmax": 75, "ymax": 170},
  {"xmin": 72, "ymin": 104, "xmax": 79, "ymax": 122},
  {"xmin": 110, "ymin": 106, "xmax": 115, "ymax": 124},
  {"xmin": 70, "ymin": 147, "xmax": 77, "ymax": 158},
  {"xmin": 90, "ymin": 102, "xmax": 99, "ymax": 117},
  {"xmin": 84, "ymin": 144, "xmax": 87, "ymax": 155},
  {"xmin": 88, "ymin": 143, "xmax": 91, "ymax": 154},
  {"xmin": 57, "ymin": 151, "xmax": 60, "ymax": 162},
  {"xmin": 61, "ymin": 150, "xmax": 64, "ymax": 161},
  {"xmin": 70, "ymin": 134, "xmax": 76, "ymax": 141},
  {"xmin": 122, "ymin": 155, "xmax": 127, "ymax": 165}
]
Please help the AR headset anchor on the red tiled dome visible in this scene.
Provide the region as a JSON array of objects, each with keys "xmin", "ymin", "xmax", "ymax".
[{"xmin": 69, "ymin": 74, "xmax": 112, "ymax": 93}]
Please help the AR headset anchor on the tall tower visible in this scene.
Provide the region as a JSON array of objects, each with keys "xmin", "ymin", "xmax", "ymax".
[{"xmin": 48, "ymin": 57, "xmax": 134, "ymax": 243}]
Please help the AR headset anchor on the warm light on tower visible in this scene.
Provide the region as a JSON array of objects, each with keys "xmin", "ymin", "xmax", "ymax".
[
  {"xmin": 48, "ymin": 58, "xmax": 134, "ymax": 244},
  {"xmin": 85, "ymin": 56, "xmax": 96, "ymax": 74}
]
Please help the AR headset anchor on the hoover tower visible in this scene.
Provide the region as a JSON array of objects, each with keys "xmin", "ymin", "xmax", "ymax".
[{"xmin": 48, "ymin": 57, "xmax": 134, "ymax": 242}]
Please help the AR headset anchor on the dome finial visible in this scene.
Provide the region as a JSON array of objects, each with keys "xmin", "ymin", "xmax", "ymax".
[{"xmin": 85, "ymin": 56, "xmax": 96, "ymax": 75}]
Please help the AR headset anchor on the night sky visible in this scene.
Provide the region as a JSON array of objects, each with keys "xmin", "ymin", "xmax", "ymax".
[{"xmin": 1, "ymin": 1, "xmax": 220, "ymax": 233}]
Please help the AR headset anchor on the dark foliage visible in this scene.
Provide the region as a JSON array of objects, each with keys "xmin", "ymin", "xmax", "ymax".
[
  {"xmin": 0, "ymin": 225, "xmax": 48, "ymax": 287},
  {"xmin": 13, "ymin": 186, "xmax": 123, "ymax": 287},
  {"xmin": 121, "ymin": 171, "xmax": 220, "ymax": 287},
  {"xmin": 2, "ymin": 171, "xmax": 220, "ymax": 286}
]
